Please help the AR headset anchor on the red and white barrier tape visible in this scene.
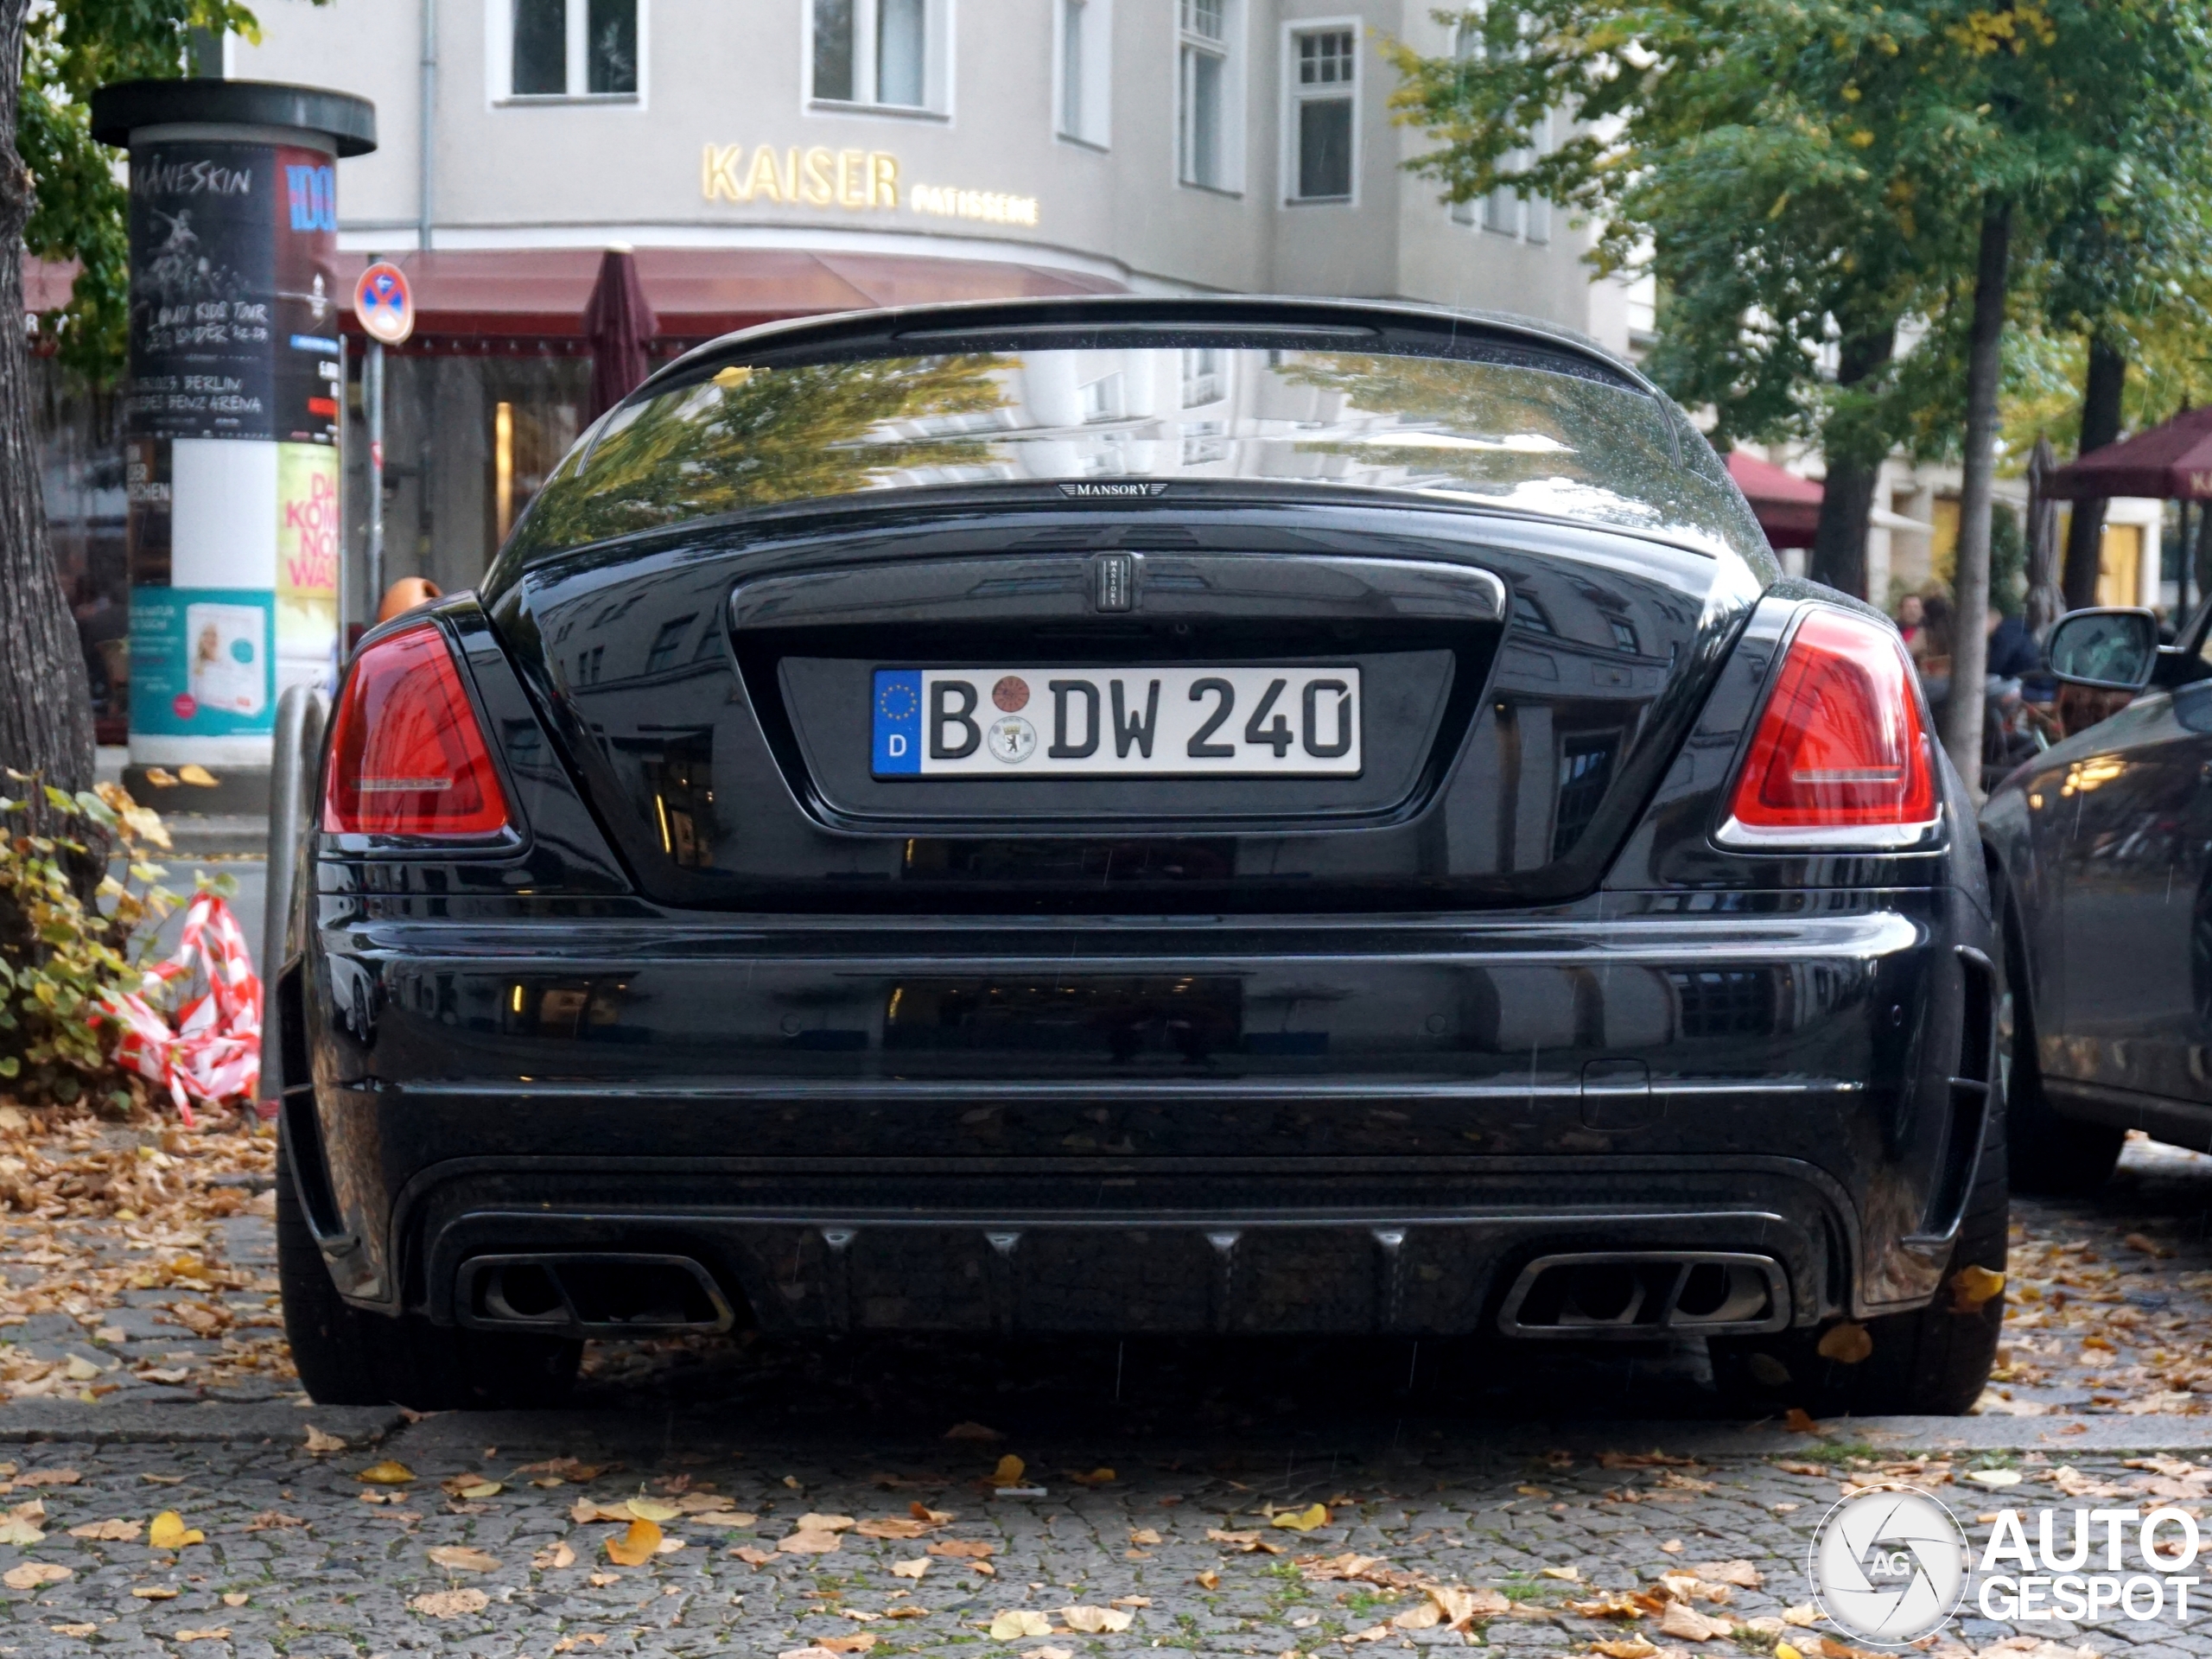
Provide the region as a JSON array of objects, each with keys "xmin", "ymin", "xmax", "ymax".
[{"xmin": 100, "ymin": 893, "xmax": 263, "ymax": 1127}]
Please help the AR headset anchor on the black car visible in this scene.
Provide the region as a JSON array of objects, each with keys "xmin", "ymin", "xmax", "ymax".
[
  {"xmin": 1982, "ymin": 603, "xmax": 2212, "ymax": 1193},
  {"xmin": 267, "ymin": 297, "xmax": 2005, "ymax": 1414}
]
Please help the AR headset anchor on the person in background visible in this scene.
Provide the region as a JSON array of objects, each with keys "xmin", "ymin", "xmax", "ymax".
[
  {"xmin": 1895, "ymin": 592, "xmax": 1926, "ymax": 655},
  {"xmin": 1985, "ymin": 604, "xmax": 2042, "ymax": 681}
]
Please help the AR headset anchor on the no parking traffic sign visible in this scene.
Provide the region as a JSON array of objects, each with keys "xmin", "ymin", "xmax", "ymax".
[{"xmin": 353, "ymin": 261, "xmax": 413, "ymax": 346}]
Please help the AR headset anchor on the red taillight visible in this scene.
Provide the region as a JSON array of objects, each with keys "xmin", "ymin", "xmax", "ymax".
[
  {"xmin": 1721, "ymin": 607, "xmax": 1938, "ymax": 847},
  {"xmin": 322, "ymin": 622, "xmax": 511, "ymax": 838}
]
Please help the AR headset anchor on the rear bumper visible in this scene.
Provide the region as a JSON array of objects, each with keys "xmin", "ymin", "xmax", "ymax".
[{"xmin": 289, "ymin": 887, "xmax": 1993, "ymax": 1334}]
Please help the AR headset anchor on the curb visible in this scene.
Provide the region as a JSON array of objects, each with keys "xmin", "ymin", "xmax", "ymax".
[{"xmin": 0, "ymin": 1401, "xmax": 403, "ymax": 1446}]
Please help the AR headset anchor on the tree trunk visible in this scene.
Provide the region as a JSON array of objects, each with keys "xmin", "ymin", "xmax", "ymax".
[
  {"xmin": 2059, "ymin": 333, "xmax": 2127, "ymax": 612},
  {"xmin": 0, "ymin": 0, "xmax": 95, "ymax": 797},
  {"xmin": 1941, "ymin": 202, "xmax": 2012, "ymax": 800},
  {"xmin": 1808, "ymin": 325, "xmax": 1897, "ymax": 601}
]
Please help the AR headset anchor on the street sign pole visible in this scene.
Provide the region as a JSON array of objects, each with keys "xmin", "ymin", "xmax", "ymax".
[{"xmin": 366, "ymin": 336, "xmax": 385, "ymax": 613}]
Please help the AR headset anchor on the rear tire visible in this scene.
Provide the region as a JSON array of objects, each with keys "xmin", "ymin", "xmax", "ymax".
[
  {"xmin": 1720, "ymin": 1073, "xmax": 2007, "ymax": 1417},
  {"xmin": 277, "ymin": 1128, "xmax": 579, "ymax": 1409},
  {"xmin": 1996, "ymin": 876, "xmax": 2123, "ymax": 1196}
]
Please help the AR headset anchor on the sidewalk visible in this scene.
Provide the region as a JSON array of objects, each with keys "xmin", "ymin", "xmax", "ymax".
[{"xmin": 98, "ymin": 747, "xmax": 269, "ymax": 858}]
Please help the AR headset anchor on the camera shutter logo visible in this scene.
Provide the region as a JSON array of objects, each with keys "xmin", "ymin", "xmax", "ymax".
[{"xmin": 1808, "ymin": 1486, "xmax": 1969, "ymax": 1646}]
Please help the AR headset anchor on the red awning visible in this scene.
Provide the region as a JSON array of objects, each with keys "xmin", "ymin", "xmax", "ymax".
[
  {"xmin": 1726, "ymin": 449, "xmax": 1823, "ymax": 549},
  {"xmin": 2046, "ymin": 404, "xmax": 2212, "ymax": 501},
  {"xmin": 329, "ymin": 247, "xmax": 1125, "ymax": 346}
]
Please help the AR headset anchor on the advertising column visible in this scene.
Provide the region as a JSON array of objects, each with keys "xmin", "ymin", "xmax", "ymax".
[{"xmin": 90, "ymin": 80, "xmax": 377, "ymax": 801}]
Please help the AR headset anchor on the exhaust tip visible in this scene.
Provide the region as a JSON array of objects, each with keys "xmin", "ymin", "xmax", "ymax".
[
  {"xmin": 457, "ymin": 1253, "xmax": 736, "ymax": 1337},
  {"xmin": 1498, "ymin": 1251, "xmax": 1789, "ymax": 1338}
]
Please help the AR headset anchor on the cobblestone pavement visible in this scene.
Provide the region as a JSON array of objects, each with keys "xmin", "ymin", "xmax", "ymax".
[
  {"xmin": 0, "ymin": 1406, "xmax": 2203, "ymax": 1657},
  {"xmin": 0, "ymin": 1142, "xmax": 2209, "ymax": 1654}
]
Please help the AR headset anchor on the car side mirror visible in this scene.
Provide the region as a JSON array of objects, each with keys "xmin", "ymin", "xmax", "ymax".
[{"xmin": 2046, "ymin": 607, "xmax": 2158, "ymax": 692}]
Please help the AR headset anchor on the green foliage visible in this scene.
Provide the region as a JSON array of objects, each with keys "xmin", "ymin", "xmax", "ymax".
[
  {"xmin": 1382, "ymin": 2, "xmax": 2212, "ymax": 467},
  {"xmin": 0, "ymin": 777, "xmax": 180, "ymax": 1109},
  {"xmin": 19, "ymin": 2, "xmax": 269, "ymax": 384}
]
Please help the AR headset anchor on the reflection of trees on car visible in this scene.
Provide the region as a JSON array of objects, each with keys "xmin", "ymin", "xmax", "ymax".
[
  {"xmin": 512, "ymin": 353, "xmax": 1010, "ymax": 552},
  {"xmin": 1278, "ymin": 353, "xmax": 1763, "ymax": 559}
]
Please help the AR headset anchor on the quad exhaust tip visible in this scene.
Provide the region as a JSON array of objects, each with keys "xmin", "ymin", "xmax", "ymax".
[
  {"xmin": 457, "ymin": 1253, "xmax": 735, "ymax": 1338},
  {"xmin": 1498, "ymin": 1250, "xmax": 1789, "ymax": 1338}
]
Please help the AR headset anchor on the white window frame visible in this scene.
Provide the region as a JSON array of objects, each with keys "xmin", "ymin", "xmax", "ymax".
[
  {"xmin": 1281, "ymin": 16, "xmax": 1359, "ymax": 207},
  {"xmin": 805, "ymin": 0, "xmax": 955, "ymax": 119},
  {"xmin": 485, "ymin": 0, "xmax": 648, "ymax": 106},
  {"xmin": 1055, "ymin": 0, "xmax": 1113, "ymax": 149},
  {"xmin": 1174, "ymin": 0, "xmax": 1244, "ymax": 195}
]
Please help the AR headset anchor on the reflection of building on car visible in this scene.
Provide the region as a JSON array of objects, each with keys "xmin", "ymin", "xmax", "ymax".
[
  {"xmin": 1985, "ymin": 602, "xmax": 2212, "ymax": 1195},
  {"xmin": 269, "ymin": 297, "xmax": 2005, "ymax": 1417}
]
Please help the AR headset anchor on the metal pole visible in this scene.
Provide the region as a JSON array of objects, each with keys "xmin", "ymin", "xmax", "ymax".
[
  {"xmin": 419, "ymin": 0, "xmax": 437, "ymax": 251},
  {"xmin": 336, "ymin": 331, "xmax": 350, "ymax": 643},
  {"xmin": 258, "ymin": 686, "xmax": 327, "ymax": 1109},
  {"xmin": 366, "ymin": 336, "xmax": 385, "ymax": 613}
]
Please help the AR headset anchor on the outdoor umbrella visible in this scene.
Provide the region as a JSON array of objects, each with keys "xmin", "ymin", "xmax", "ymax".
[
  {"xmin": 2045, "ymin": 404, "xmax": 2212, "ymax": 500},
  {"xmin": 1724, "ymin": 450, "xmax": 1822, "ymax": 549},
  {"xmin": 582, "ymin": 246, "xmax": 658, "ymax": 423}
]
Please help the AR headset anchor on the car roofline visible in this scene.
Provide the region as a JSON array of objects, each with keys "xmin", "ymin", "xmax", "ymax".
[{"xmin": 638, "ymin": 294, "xmax": 1666, "ymax": 407}]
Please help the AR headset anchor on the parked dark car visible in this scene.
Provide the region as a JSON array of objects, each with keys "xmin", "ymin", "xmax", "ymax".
[
  {"xmin": 1983, "ymin": 603, "xmax": 2212, "ymax": 1192},
  {"xmin": 268, "ymin": 297, "xmax": 2005, "ymax": 1413}
]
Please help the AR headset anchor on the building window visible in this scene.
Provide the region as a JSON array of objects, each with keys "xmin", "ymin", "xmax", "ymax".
[
  {"xmin": 1057, "ymin": 0, "xmax": 1112, "ymax": 146},
  {"xmin": 1179, "ymin": 0, "xmax": 1238, "ymax": 191},
  {"xmin": 812, "ymin": 0, "xmax": 946, "ymax": 111},
  {"xmin": 1181, "ymin": 347, "xmax": 1224, "ymax": 407},
  {"xmin": 1287, "ymin": 24, "xmax": 1356, "ymax": 202},
  {"xmin": 505, "ymin": 0, "xmax": 639, "ymax": 99}
]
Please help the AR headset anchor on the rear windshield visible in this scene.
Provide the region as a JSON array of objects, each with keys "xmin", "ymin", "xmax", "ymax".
[{"xmin": 507, "ymin": 342, "xmax": 1764, "ymax": 561}]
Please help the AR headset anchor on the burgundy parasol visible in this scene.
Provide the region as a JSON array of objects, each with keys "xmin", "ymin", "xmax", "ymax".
[
  {"xmin": 2045, "ymin": 404, "xmax": 2212, "ymax": 500},
  {"xmin": 1724, "ymin": 449, "xmax": 1823, "ymax": 549},
  {"xmin": 582, "ymin": 247, "xmax": 658, "ymax": 423}
]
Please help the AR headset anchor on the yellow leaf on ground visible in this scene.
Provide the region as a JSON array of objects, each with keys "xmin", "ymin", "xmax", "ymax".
[
  {"xmin": 691, "ymin": 1510, "xmax": 756, "ymax": 1528},
  {"xmin": 1967, "ymin": 1469, "xmax": 2023, "ymax": 1488},
  {"xmin": 1394, "ymin": 1602, "xmax": 1442, "ymax": 1630},
  {"xmin": 1019, "ymin": 1649, "xmax": 1073, "ymax": 1659},
  {"xmin": 1270, "ymin": 1503, "xmax": 1329, "ymax": 1531},
  {"xmin": 1784, "ymin": 1408, "xmax": 1820, "ymax": 1433},
  {"xmin": 173, "ymin": 1630, "xmax": 231, "ymax": 1643},
  {"xmin": 1429, "ymin": 1586, "xmax": 1509, "ymax": 1630},
  {"xmin": 1691, "ymin": 1561, "xmax": 1763, "ymax": 1588},
  {"xmin": 1540, "ymin": 1565, "xmax": 1581, "ymax": 1581},
  {"xmin": 2125, "ymin": 1233, "xmax": 2175, "ymax": 1259},
  {"xmin": 410, "ymin": 1588, "xmax": 489, "ymax": 1618},
  {"xmin": 818, "ymin": 1637, "xmax": 877, "ymax": 1654},
  {"xmin": 928, "ymin": 1538, "xmax": 995, "ymax": 1558},
  {"xmin": 3, "ymin": 1562, "xmax": 68, "ymax": 1589},
  {"xmin": 606, "ymin": 1517, "xmax": 663, "ymax": 1566},
  {"xmin": 1195, "ymin": 1570, "xmax": 1219, "ymax": 1590},
  {"xmin": 50, "ymin": 1625, "xmax": 96, "ymax": 1638},
  {"xmin": 1065, "ymin": 1467, "xmax": 1116, "ymax": 1486},
  {"xmin": 454, "ymin": 1482, "xmax": 500, "ymax": 1500},
  {"xmin": 1782, "ymin": 1606, "xmax": 1818, "ymax": 1627},
  {"xmin": 427, "ymin": 1546, "xmax": 499, "ymax": 1573},
  {"xmin": 989, "ymin": 1455, "xmax": 1027, "ymax": 1488},
  {"xmin": 891, "ymin": 1557, "xmax": 929, "ymax": 1580},
  {"xmin": 1778, "ymin": 1646, "xmax": 1804, "ymax": 1659},
  {"xmin": 355, "ymin": 1461, "xmax": 415, "ymax": 1485},
  {"xmin": 1059, "ymin": 1605, "xmax": 1133, "ymax": 1633},
  {"xmin": 1129, "ymin": 1528, "xmax": 1162, "ymax": 1546},
  {"xmin": 1659, "ymin": 1603, "xmax": 1732, "ymax": 1642},
  {"xmin": 779, "ymin": 1529, "xmax": 844, "ymax": 1554},
  {"xmin": 988, "ymin": 1609, "xmax": 1053, "ymax": 1639},
  {"xmin": 143, "ymin": 768, "xmax": 179, "ymax": 788},
  {"xmin": 911, "ymin": 1503, "xmax": 955, "ymax": 1525},
  {"xmin": 133, "ymin": 1586, "xmax": 180, "ymax": 1599},
  {"xmin": 1949, "ymin": 1264, "xmax": 2005, "ymax": 1312},
  {"xmin": 302, "ymin": 1427, "xmax": 345, "ymax": 1454},
  {"xmin": 148, "ymin": 1511, "xmax": 204, "ymax": 1549},
  {"xmin": 533, "ymin": 1541, "xmax": 576, "ymax": 1570},
  {"xmin": 795, "ymin": 1512, "xmax": 855, "ymax": 1533},
  {"xmin": 176, "ymin": 766, "xmax": 219, "ymax": 787},
  {"xmin": 222, "ymin": 1593, "xmax": 248, "ymax": 1607},
  {"xmin": 67, "ymin": 1519, "xmax": 140, "ymax": 1541},
  {"xmin": 1816, "ymin": 1323, "xmax": 1873, "ymax": 1364},
  {"xmin": 1592, "ymin": 1638, "xmax": 1660, "ymax": 1659},
  {"xmin": 0, "ymin": 1520, "xmax": 42, "ymax": 1546},
  {"xmin": 14, "ymin": 1470, "xmax": 78, "ymax": 1488},
  {"xmin": 625, "ymin": 1498, "xmax": 681, "ymax": 1522},
  {"xmin": 1344, "ymin": 1624, "xmax": 1394, "ymax": 1645},
  {"xmin": 855, "ymin": 1516, "xmax": 930, "ymax": 1539}
]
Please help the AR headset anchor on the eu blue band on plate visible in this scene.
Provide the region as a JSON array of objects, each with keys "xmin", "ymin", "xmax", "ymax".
[{"xmin": 873, "ymin": 669, "xmax": 921, "ymax": 774}]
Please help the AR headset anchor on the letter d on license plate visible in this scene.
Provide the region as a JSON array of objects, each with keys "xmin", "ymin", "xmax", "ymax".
[{"xmin": 872, "ymin": 666, "xmax": 1361, "ymax": 778}]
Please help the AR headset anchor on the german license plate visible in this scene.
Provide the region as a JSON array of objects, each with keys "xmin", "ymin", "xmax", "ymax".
[{"xmin": 871, "ymin": 666, "xmax": 1362, "ymax": 777}]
